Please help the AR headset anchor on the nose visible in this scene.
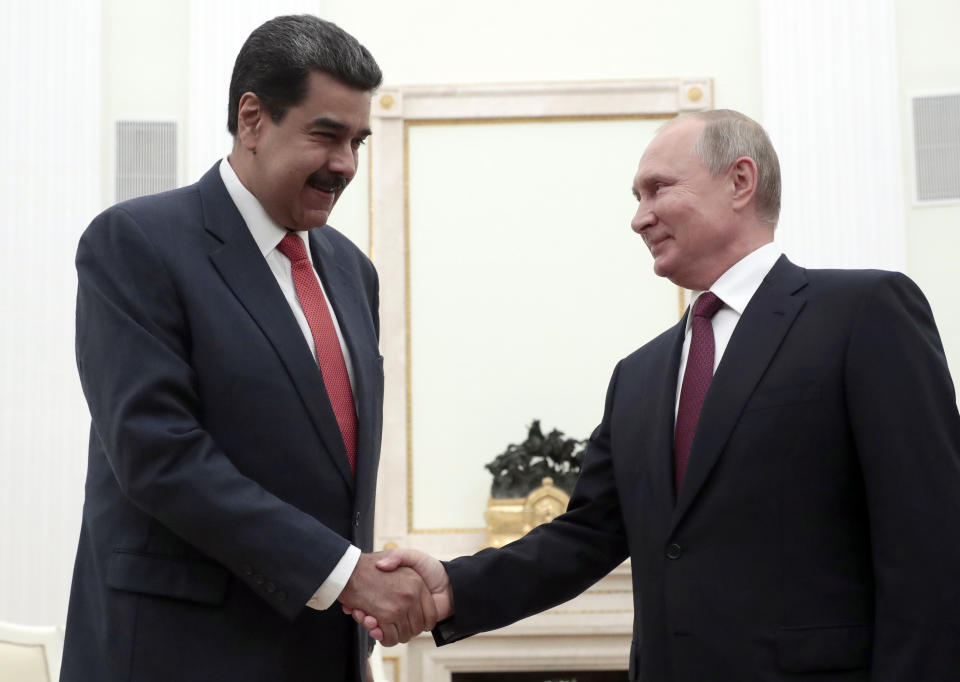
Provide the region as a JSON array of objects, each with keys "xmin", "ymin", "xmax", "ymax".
[
  {"xmin": 631, "ymin": 202, "xmax": 656, "ymax": 234},
  {"xmin": 328, "ymin": 141, "xmax": 358, "ymax": 180}
]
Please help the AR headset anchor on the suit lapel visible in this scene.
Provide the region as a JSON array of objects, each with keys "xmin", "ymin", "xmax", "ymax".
[
  {"xmin": 671, "ymin": 256, "xmax": 808, "ymax": 530},
  {"xmin": 617, "ymin": 319, "xmax": 686, "ymax": 515},
  {"xmin": 654, "ymin": 320, "xmax": 687, "ymax": 508},
  {"xmin": 198, "ymin": 166, "xmax": 355, "ymax": 491},
  {"xmin": 308, "ymin": 228, "xmax": 380, "ymax": 497}
]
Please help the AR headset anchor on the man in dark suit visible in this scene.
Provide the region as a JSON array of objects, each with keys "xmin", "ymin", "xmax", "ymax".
[
  {"xmin": 357, "ymin": 110, "xmax": 960, "ymax": 680},
  {"xmin": 63, "ymin": 15, "xmax": 435, "ymax": 682}
]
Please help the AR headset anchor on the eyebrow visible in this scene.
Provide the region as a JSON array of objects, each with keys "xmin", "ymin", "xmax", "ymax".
[
  {"xmin": 310, "ymin": 116, "xmax": 372, "ymax": 138},
  {"xmin": 634, "ymin": 173, "xmax": 672, "ymax": 195}
]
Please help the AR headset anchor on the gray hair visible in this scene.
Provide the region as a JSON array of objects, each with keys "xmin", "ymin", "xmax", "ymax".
[{"xmin": 667, "ymin": 109, "xmax": 781, "ymax": 225}]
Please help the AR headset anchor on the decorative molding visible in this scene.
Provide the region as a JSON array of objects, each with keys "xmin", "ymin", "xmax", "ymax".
[
  {"xmin": 405, "ymin": 613, "xmax": 632, "ymax": 682},
  {"xmin": 370, "ymin": 79, "xmax": 708, "ymax": 542}
]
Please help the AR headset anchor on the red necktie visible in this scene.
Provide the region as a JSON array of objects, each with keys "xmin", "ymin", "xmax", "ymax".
[
  {"xmin": 674, "ymin": 291, "xmax": 724, "ymax": 491},
  {"xmin": 277, "ymin": 233, "xmax": 357, "ymax": 475}
]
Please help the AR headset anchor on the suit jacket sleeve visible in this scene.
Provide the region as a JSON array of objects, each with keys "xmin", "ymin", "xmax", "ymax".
[
  {"xmin": 844, "ymin": 272, "xmax": 960, "ymax": 679},
  {"xmin": 434, "ymin": 362, "xmax": 631, "ymax": 645},
  {"xmin": 75, "ymin": 206, "xmax": 354, "ymax": 620}
]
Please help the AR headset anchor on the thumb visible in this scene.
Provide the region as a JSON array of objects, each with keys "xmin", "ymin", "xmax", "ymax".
[{"xmin": 374, "ymin": 548, "xmax": 408, "ymax": 572}]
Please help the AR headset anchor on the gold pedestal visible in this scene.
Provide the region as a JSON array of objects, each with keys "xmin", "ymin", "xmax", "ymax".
[{"xmin": 483, "ymin": 477, "xmax": 570, "ymax": 548}]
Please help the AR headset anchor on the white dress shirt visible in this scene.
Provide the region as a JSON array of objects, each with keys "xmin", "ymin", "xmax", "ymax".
[
  {"xmin": 219, "ymin": 158, "xmax": 360, "ymax": 611},
  {"xmin": 674, "ymin": 242, "xmax": 783, "ymax": 419}
]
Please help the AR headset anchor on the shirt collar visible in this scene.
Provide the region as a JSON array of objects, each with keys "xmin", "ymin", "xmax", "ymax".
[
  {"xmin": 218, "ymin": 157, "xmax": 310, "ymax": 256},
  {"xmin": 686, "ymin": 241, "xmax": 783, "ymax": 329}
]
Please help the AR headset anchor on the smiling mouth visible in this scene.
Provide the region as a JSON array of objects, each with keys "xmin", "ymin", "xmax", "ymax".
[
  {"xmin": 642, "ymin": 231, "xmax": 664, "ymax": 246},
  {"xmin": 644, "ymin": 234, "xmax": 671, "ymax": 253}
]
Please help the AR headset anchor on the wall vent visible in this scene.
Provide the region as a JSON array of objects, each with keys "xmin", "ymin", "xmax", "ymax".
[
  {"xmin": 912, "ymin": 93, "xmax": 960, "ymax": 203},
  {"xmin": 115, "ymin": 120, "xmax": 177, "ymax": 202}
]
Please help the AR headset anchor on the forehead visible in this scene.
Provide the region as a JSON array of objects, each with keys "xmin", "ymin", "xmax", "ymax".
[
  {"xmin": 634, "ymin": 118, "xmax": 705, "ymax": 182},
  {"xmin": 295, "ymin": 70, "xmax": 372, "ymax": 128}
]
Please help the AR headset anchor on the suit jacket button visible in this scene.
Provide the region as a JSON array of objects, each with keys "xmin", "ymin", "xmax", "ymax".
[
  {"xmin": 277, "ymin": 591, "xmax": 288, "ymax": 603},
  {"xmin": 253, "ymin": 573, "xmax": 265, "ymax": 585},
  {"xmin": 265, "ymin": 582, "xmax": 276, "ymax": 594},
  {"xmin": 666, "ymin": 543, "xmax": 683, "ymax": 560},
  {"xmin": 355, "ymin": 512, "xmax": 361, "ymax": 527},
  {"xmin": 241, "ymin": 564, "xmax": 253, "ymax": 576}
]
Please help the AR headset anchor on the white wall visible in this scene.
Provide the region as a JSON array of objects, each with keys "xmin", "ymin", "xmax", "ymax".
[
  {"xmin": 326, "ymin": 0, "xmax": 762, "ymax": 114},
  {"xmin": 896, "ymin": 0, "xmax": 960, "ymax": 391},
  {"xmin": 0, "ymin": 0, "xmax": 101, "ymax": 627},
  {"xmin": 2, "ymin": 0, "xmax": 958, "ymax": 628},
  {"xmin": 101, "ymin": 0, "xmax": 189, "ymax": 207}
]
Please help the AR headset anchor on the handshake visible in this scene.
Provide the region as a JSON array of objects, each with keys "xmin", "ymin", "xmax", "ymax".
[{"xmin": 338, "ymin": 549, "xmax": 453, "ymax": 646}]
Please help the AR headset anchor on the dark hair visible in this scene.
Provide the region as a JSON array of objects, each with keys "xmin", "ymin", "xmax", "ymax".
[{"xmin": 227, "ymin": 15, "xmax": 382, "ymax": 135}]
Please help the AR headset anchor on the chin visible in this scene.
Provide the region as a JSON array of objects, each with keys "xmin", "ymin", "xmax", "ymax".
[
  {"xmin": 295, "ymin": 211, "xmax": 331, "ymax": 230},
  {"xmin": 652, "ymin": 258, "xmax": 675, "ymax": 281}
]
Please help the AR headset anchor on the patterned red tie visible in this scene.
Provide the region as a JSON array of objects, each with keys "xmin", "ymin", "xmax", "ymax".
[
  {"xmin": 674, "ymin": 291, "xmax": 724, "ymax": 491},
  {"xmin": 277, "ymin": 233, "xmax": 357, "ymax": 475}
]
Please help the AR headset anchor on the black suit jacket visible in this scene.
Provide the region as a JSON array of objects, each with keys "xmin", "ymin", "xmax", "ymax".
[
  {"xmin": 435, "ymin": 257, "xmax": 960, "ymax": 682},
  {"xmin": 62, "ymin": 164, "xmax": 383, "ymax": 681}
]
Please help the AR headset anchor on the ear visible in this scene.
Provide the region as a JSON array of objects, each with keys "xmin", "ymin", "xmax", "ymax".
[
  {"xmin": 235, "ymin": 92, "xmax": 265, "ymax": 151},
  {"xmin": 729, "ymin": 156, "xmax": 759, "ymax": 212}
]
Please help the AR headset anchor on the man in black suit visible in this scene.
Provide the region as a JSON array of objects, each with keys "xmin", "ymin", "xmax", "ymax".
[
  {"xmin": 63, "ymin": 15, "xmax": 434, "ymax": 682},
  {"xmin": 356, "ymin": 110, "xmax": 960, "ymax": 681}
]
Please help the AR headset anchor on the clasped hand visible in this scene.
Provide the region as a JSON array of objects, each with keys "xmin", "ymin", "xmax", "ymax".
[{"xmin": 338, "ymin": 549, "xmax": 452, "ymax": 646}]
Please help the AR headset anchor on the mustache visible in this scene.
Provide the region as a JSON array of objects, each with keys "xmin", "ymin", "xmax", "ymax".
[{"xmin": 306, "ymin": 171, "xmax": 348, "ymax": 192}]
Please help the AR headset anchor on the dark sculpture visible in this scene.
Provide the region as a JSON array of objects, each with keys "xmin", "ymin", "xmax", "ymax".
[{"xmin": 485, "ymin": 420, "xmax": 586, "ymax": 498}]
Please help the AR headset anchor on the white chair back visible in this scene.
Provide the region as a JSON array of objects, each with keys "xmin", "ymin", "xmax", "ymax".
[{"xmin": 0, "ymin": 621, "xmax": 63, "ymax": 682}]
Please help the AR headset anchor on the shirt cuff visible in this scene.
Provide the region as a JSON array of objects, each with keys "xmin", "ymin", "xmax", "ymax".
[{"xmin": 306, "ymin": 544, "xmax": 361, "ymax": 610}]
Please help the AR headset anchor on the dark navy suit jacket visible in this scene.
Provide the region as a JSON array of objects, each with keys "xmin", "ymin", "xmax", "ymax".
[
  {"xmin": 62, "ymin": 164, "xmax": 383, "ymax": 681},
  {"xmin": 435, "ymin": 257, "xmax": 960, "ymax": 682}
]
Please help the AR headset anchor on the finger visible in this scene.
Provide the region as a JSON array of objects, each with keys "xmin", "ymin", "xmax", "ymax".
[
  {"xmin": 375, "ymin": 550, "xmax": 405, "ymax": 571},
  {"xmin": 394, "ymin": 591, "xmax": 418, "ymax": 644},
  {"xmin": 406, "ymin": 586, "xmax": 425, "ymax": 636},
  {"xmin": 350, "ymin": 609, "xmax": 367, "ymax": 626},
  {"xmin": 396, "ymin": 617, "xmax": 415, "ymax": 644},
  {"xmin": 342, "ymin": 605, "xmax": 353, "ymax": 615},
  {"xmin": 401, "ymin": 570, "xmax": 426, "ymax": 635},
  {"xmin": 381, "ymin": 622, "xmax": 400, "ymax": 647},
  {"xmin": 362, "ymin": 614, "xmax": 379, "ymax": 630},
  {"xmin": 369, "ymin": 626, "xmax": 385, "ymax": 642},
  {"xmin": 420, "ymin": 579, "xmax": 438, "ymax": 631}
]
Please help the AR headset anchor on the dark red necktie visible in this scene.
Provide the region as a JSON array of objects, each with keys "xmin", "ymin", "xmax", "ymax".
[
  {"xmin": 674, "ymin": 291, "xmax": 724, "ymax": 491},
  {"xmin": 277, "ymin": 233, "xmax": 357, "ymax": 475}
]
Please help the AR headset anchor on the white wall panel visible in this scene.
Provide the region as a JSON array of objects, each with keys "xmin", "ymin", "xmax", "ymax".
[
  {"xmin": 761, "ymin": 0, "xmax": 906, "ymax": 271},
  {"xmin": 407, "ymin": 119, "xmax": 679, "ymax": 529},
  {"xmin": 0, "ymin": 0, "xmax": 101, "ymax": 626}
]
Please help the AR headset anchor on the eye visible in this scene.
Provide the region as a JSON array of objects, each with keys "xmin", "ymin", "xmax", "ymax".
[{"xmin": 351, "ymin": 138, "xmax": 367, "ymax": 150}]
